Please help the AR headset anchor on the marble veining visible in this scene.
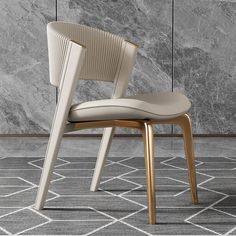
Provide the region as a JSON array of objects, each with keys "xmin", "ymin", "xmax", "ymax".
[
  {"xmin": 173, "ymin": 0, "xmax": 236, "ymax": 134},
  {"xmin": 0, "ymin": 0, "xmax": 56, "ymax": 133}
]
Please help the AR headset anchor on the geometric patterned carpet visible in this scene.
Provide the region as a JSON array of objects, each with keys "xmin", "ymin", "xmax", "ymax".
[{"xmin": 0, "ymin": 137, "xmax": 235, "ymax": 235}]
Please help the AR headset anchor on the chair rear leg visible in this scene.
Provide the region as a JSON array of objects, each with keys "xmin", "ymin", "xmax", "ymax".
[
  {"xmin": 179, "ymin": 114, "xmax": 198, "ymax": 204},
  {"xmin": 90, "ymin": 127, "xmax": 115, "ymax": 192},
  {"xmin": 142, "ymin": 122, "xmax": 156, "ymax": 224}
]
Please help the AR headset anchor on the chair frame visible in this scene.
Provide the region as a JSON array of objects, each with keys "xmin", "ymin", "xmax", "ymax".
[
  {"xmin": 65, "ymin": 114, "xmax": 198, "ymax": 224},
  {"xmin": 35, "ymin": 38, "xmax": 198, "ymax": 225}
]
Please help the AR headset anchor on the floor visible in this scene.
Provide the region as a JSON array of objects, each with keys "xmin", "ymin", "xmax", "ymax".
[{"xmin": 0, "ymin": 137, "xmax": 235, "ymax": 235}]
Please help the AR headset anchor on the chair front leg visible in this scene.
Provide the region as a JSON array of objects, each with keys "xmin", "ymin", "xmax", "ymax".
[
  {"xmin": 178, "ymin": 114, "xmax": 198, "ymax": 204},
  {"xmin": 142, "ymin": 121, "xmax": 156, "ymax": 224},
  {"xmin": 35, "ymin": 110, "xmax": 66, "ymax": 210},
  {"xmin": 35, "ymin": 41, "xmax": 85, "ymax": 210},
  {"xmin": 90, "ymin": 127, "xmax": 115, "ymax": 191}
]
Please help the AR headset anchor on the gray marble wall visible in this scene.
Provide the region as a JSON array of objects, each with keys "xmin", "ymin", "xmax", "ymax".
[
  {"xmin": 173, "ymin": 0, "xmax": 236, "ymax": 134},
  {"xmin": 0, "ymin": 0, "xmax": 56, "ymax": 134},
  {"xmin": 0, "ymin": 0, "xmax": 235, "ymax": 134}
]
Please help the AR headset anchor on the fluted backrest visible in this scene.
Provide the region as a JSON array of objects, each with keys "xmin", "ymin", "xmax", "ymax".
[{"xmin": 47, "ymin": 21, "xmax": 126, "ymax": 87}]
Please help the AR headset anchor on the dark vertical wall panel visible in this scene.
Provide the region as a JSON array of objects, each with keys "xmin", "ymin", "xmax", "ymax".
[
  {"xmin": 0, "ymin": 0, "xmax": 56, "ymax": 133},
  {"xmin": 173, "ymin": 0, "xmax": 236, "ymax": 134},
  {"xmin": 57, "ymin": 0, "xmax": 173, "ymax": 134}
]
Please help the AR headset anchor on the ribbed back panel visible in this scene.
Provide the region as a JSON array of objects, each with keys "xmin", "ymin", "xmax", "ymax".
[{"xmin": 47, "ymin": 22, "xmax": 125, "ymax": 87}]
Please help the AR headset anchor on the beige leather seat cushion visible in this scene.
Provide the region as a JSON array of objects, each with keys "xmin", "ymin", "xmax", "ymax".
[{"xmin": 68, "ymin": 92, "xmax": 191, "ymax": 122}]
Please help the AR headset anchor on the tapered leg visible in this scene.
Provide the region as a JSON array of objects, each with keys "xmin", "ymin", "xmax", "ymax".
[
  {"xmin": 35, "ymin": 113, "xmax": 66, "ymax": 210},
  {"xmin": 90, "ymin": 127, "xmax": 115, "ymax": 191},
  {"xmin": 179, "ymin": 114, "xmax": 198, "ymax": 204},
  {"xmin": 35, "ymin": 41, "xmax": 85, "ymax": 210},
  {"xmin": 142, "ymin": 122, "xmax": 156, "ymax": 224}
]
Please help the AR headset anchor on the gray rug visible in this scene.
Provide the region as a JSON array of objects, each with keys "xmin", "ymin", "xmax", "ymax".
[{"xmin": 0, "ymin": 137, "xmax": 235, "ymax": 235}]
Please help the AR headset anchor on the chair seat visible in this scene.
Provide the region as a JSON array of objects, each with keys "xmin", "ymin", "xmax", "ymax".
[{"xmin": 68, "ymin": 92, "xmax": 191, "ymax": 122}]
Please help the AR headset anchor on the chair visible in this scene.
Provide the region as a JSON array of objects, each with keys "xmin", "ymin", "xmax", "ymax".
[{"xmin": 35, "ymin": 21, "xmax": 198, "ymax": 224}]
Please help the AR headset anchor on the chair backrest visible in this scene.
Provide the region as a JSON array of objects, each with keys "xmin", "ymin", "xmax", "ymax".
[{"xmin": 47, "ymin": 22, "xmax": 138, "ymax": 98}]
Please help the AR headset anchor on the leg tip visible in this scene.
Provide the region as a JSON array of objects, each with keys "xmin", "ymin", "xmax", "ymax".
[
  {"xmin": 90, "ymin": 186, "xmax": 98, "ymax": 192},
  {"xmin": 193, "ymin": 199, "xmax": 199, "ymax": 205},
  {"xmin": 192, "ymin": 196, "xmax": 199, "ymax": 205},
  {"xmin": 90, "ymin": 182, "xmax": 99, "ymax": 192},
  {"xmin": 148, "ymin": 214, "xmax": 156, "ymax": 225},
  {"xmin": 34, "ymin": 203, "xmax": 44, "ymax": 210},
  {"xmin": 149, "ymin": 220, "xmax": 156, "ymax": 225}
]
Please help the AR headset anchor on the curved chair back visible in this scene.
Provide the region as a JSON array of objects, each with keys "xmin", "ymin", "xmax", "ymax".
[{"xmin": 47, "ymin": 22, "xmax": 137, "ymax": 96}]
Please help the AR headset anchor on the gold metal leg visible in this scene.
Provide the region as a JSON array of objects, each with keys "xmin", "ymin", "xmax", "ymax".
[
  {"xmin": 149, "ymin": 114, "xmax": 198, "ymax": 205},
  {"xmin": 178, "ymin": 114, "xmax": 198, "ymax": 204},
  {"xmin": 64, "ymin": 116, "xmax": 197, "ymax": 223},
  {"xmin": 142, "ymin": 121, "xmax": 156, "ymax": 224}
]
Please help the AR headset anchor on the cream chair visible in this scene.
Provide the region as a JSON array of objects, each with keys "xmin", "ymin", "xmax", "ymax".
[{"xmin": 35, "ymin": 21, "xmax": 198, "ymax": 224}]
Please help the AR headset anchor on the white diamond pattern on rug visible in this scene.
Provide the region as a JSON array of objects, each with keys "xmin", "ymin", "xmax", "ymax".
[
  {"xmin": 0, "ymin": 177, "xmax": 33, "ymax": 197},
  {"xmin": 0, "ymin": 208, "xmax": 48, "ymax": 235},
  {"xmin": 0, "ymin": 138, "xmax": 235, "ymax": 235},
  {"xmin": 188, "ymin": 208, "xmax": 236, "ymax": 235}
]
